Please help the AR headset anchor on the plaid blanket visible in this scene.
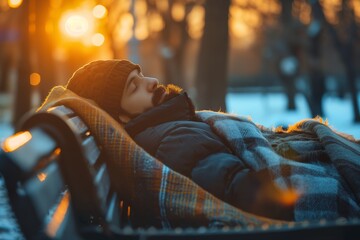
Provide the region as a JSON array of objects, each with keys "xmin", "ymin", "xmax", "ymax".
[
  {"xmin": 196, "ymin": 111, "xmax": 360, "ymax": 221},
  {"xmin": 38, "ymin": 86, "xmax": 278, "ymax": 228},
  {"xmin": 39, "ymin": 87, "xmax": 360, "ymax": 227}
]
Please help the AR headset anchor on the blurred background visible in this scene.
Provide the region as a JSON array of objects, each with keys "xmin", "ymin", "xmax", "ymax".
[{"xmin": 0, "ymin": 0, "xmax": 360, "ymax": 140}]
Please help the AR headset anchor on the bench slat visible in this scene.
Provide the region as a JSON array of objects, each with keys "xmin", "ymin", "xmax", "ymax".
[
  {"xmin": 47, "ymin": 105, "xmax": 74, "ymax": 116},
  {"xmin": 3, "ymin": 128, "xmax": 57, "ymax": 177},
  {"xmin": 24, "ymin": 162, "xmax": 65, "ymax": 220},
  {"xmin": 44, "ymin": 191, "xmax": 82, "ymax": 240},
  {"xmin": 82, "ymin": 135, "xmax": 101, "ymax": 166},
  {"xmin": 67, "ymin": 116, "xmax": 89, "ymax": 136},
  {"xmin": 94, "ymin": 164, "xmax": 111, "ymax": 209}
]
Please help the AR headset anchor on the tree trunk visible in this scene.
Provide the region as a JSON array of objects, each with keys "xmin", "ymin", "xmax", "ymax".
[
  {"xmin": 279, "ymin": 0, "xmax": 297, "ymax": 110},
  {"xmin": 318, "ymin": 0, "xmax": 360, "ymax": 122},
  {"xmin": 35, "ymin": 0, "xmax": 55, "ymax": 102},
  {"xmin": 158, "ymin": 1, "xmax": 190, "ymax": 88},
  {"xmin": 195, "ymin": 0, "xmax": 230, "ymax": 111},
  {"xmin": 0, "ymin": 56, "xmax": 11, "ymax": 92},
  {"xmin": 307, "ymin": 1, "xmax": 326, "ymax": 117},
  {"xmin": 14, "ymin": 0, "xmax": 31, "ymax": 123}
]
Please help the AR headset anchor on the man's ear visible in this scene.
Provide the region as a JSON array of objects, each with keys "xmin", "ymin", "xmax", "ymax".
[{"xmin": 118, "ymin": 114, "xmax": 131, "ymax": 124}]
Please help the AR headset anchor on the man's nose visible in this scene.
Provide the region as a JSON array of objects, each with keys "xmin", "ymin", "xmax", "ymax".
[{"xmin": 146, "ymin": 77, "xmax": 159, "ymax": 91}]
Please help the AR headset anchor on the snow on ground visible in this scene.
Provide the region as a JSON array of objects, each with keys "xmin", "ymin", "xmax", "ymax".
[{"xmin": 226, "ymin": 92, "xmax": 360, "ymax": 139}]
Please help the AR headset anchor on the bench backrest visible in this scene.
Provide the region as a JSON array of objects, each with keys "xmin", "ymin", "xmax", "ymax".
[{"xmin": 0, "ymin": 105, "xmax": 124, "ymax": 239}]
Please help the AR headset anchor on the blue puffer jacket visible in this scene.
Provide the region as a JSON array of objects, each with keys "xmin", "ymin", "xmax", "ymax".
[{"xmin": 125, "ymin": 93, "xmax": 294, "ymax": 220}]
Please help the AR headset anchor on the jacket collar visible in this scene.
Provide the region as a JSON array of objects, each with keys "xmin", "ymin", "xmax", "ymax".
[{"xmin": 125, "ymin": 92, "xmax": 195, "ymax": 137}]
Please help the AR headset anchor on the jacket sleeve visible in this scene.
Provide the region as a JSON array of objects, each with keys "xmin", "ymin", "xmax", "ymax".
[
  {"xmin": 192, "ymin": 153, "xmax": 295, "ymax": 220},
  {"xmin": 155, "ymin": 125, "xmax": 229, "ymax": 178},
  {"xmin": 191, "ymin": 152, "xmax": 250, "ymax": 202}
]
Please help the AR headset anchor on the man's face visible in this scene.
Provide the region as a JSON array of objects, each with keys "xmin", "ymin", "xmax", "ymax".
[
  {"xmin": 119, "ymin": 69, "xmax": 183, "ymax": 123},
  {"xmin": 119, "ymin": 69, "xmax": 159, "ymax": 122}
]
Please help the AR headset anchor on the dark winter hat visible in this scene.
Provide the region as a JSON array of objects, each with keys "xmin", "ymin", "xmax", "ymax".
[{"xmin": 66, "ymin": 59, "xmax": 140, "ymax": 119}]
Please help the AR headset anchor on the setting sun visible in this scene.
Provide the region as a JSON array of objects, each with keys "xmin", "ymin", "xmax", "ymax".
[
  {"xmin": 59, "ymin": 11, "xmax": 93, "ymax": 39},
  {"xmin": 8, "ymin": 0, "xmax": 22, "ymax": 8}
]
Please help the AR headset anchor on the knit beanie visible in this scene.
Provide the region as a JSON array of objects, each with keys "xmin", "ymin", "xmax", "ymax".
[{"xmin": 66, "ymin": 59, "xmax": 140, "ymax": 119}]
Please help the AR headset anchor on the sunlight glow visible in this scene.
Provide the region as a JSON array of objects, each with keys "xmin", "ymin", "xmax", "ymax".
[
  {"xmin": 60, "ymin": 11, "xmax": 93, "ymax": 38},
  {"xmin": 254, "ymin": 0, "xmax": 281, "ymax": 14},
  {"xmin": 229, "ymin": 17, "xmax": 255, "ymax": 48},
  {"xmin": 8, "ymin": 0, "xmax": 22, "ymax": 8},
  {"xmin": 231, "ymin": 19, "xmax": 248, "ymax": 38},
  {"xmin": 2, "ymin": 131, "xmax": 32, "ymax": 152},
  {"xmin": 119, "ymin": 0, "xmax": 131, "ymax": 12},
  {"xmin": 65, "ymin": 15, "xmax": 89, "ymax": 37}
]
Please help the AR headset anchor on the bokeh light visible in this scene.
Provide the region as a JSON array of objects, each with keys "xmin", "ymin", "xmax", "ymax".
[
  {"xmin": 30, "ymin": 72, "xmax": 41, "ymax": 86},
  {"xmin": 293, "ymin": 0, "xmax": 311, "ymax": 25},
  {"xmin": 135, "ymin": 18, "xmax": 149, "ymax": 40},
  {"xmin": 149, "ymin": 12, "xmax": 165, "ymax": 32},
  {"xmin": 156, "ymin": 0, "xmax": 169, "ymax": 12},
  {"xmin": 349, "ymin": 0, "xmax": 360, "ymax": 23},
  {"xmin": 172, "ymin": 2, "xmax": 185, "ymax": 22},
  {"xmin": 187, "ymin": 5, "xmax": 205, "ymax": 39},
  {"xmin": 93, "ymin": 4, "xmax": 107, "ymax": 19},
  {"xmin": 321, "ymin": 0, "xmax": 342, "ymax": 25},
  {"xmin": 135, "ymin": 0, "xmax": 147, "ymax": 16},
  {"xmin": 91, "ymin": 33, "xmax": 105, "ymax": 46},
  {"xmin": 2, "ymin": 131, "xmax": 32, "ymax": 152},
  {"xmin": 116, "ymin": 13, "xmax": 134, "ymax": 44}
]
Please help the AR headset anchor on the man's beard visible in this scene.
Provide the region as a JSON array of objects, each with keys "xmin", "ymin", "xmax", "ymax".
[
  {"xmin": 119, "ymin": 84, "xmax": 183, "ymax": 122},
  {"xmin": 152, "ymin": 84, "xmax": 183, "ymax": 106}
]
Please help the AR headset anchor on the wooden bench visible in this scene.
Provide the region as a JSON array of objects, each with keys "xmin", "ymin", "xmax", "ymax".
[{"xmin": 1, "ymin": 105, "xmax": 360, "ymax": 240}]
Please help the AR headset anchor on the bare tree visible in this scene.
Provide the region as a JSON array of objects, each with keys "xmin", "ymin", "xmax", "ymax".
[
  {"xmin": 35, "ymin": 0, "xmax": 55, "ymax": 102},
  {"xmin": 195, "ymin": 0, "xmax": 230, "ymax": 111},
  {"xmin": 325, "ymin": 0, "xmax": 360, "ymax": 122},
  {"xmin": 14, "ymin": 0, "xmax": 31, "ymax": 123},
  {"xmin": 306, "ymin": 0, "xmax": 326, "ymax": 117},
  {"xmin": 277, "ymin": 0, "xmax": 301, "ymax": 111}
]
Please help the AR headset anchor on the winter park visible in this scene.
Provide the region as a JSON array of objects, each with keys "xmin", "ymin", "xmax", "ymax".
[{"xmin": 1, "ymin": 0, "xmax": 360, "ymax": 239}]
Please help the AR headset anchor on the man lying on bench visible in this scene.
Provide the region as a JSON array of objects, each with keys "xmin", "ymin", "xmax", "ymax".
[{"xmin": 39, "ymin": 59, "xmax": 360, "ymax": 227}]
